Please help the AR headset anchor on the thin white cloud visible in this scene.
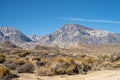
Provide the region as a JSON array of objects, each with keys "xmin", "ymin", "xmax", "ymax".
[{"xmin": 59, "ymin": 17, "xmax": 120, "ymax": 24}]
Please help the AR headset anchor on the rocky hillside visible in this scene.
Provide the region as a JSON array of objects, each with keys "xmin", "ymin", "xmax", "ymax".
[
  {"xmin": 37, "ymin": 24, "xmax": 120, "ymax": 47},
  {"xmin": 0, "ymin": 27, "xmax": 32, "ymax": 46},
  {"xmin": 1, "ymin": 24, "xmax": 120, "ymax": 48}
]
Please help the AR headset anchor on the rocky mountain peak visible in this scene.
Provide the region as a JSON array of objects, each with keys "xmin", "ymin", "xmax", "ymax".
[
  {"xmin": 1, "ymin": 24, "xmax": 120, "ymax": 48},
  {"xmin": 59, "ymin": 24, "xmax": 93, "ymax": 32},
  {"xmin": 0, "ymin": 27, "xmax": 32, "ymax": 47},
  {"xmin": 0, "ymin": 27, "xmax": 22, "ymax": 36},
  {"xmin": 37, "ymin": 24, "xmax": 120, "ymax": 47}
]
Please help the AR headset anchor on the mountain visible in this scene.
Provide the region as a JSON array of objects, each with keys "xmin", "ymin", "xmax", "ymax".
[
  {"xmin": 37, "ymin": 24, "xmax": 120, "ymax": 47},
  {"xmin": 1, "ymin": 24, "xmax": 120, "ymax": 48},
  {"xmin": 0, "ymin": 27, "xmax": 32, "ymax": 47}
]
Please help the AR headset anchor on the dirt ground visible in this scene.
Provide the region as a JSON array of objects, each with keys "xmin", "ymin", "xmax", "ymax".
[{"xmin": 14, "ymin": 70, "xmax": 120, "ymax": 80}]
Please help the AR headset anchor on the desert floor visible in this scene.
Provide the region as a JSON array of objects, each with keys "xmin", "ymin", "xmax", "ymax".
[{"xmin": 14, "ymin": 70, "xmax": 120, "ymax": 80}]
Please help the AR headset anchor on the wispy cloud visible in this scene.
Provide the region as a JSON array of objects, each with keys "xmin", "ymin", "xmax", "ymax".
[{"xmin": 59, "ymin": 17, "xmax": 120, "ymax": 24}]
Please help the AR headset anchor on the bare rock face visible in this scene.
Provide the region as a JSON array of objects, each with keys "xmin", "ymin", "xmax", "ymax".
[
  {"xmin": 0, "ymin": 27, "xmax": 32, "ymax": 46},
  {"xmin": 37, "ymin": 24, "xmax": 120, "ymax": 47},
  {"xmin": 1, "ymin": 24, "xmax": 120, "ymax": 48}
]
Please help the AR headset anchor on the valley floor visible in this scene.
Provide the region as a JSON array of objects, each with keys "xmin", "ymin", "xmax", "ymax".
[{"xmin": 14, "ymin": 70, "xmax": 120, "ymax": 80}]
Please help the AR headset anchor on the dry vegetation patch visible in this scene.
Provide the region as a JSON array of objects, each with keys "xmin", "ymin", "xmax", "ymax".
[{"xmin": 1, "ymin": 42, "xmax": 120, "ymax": 79}]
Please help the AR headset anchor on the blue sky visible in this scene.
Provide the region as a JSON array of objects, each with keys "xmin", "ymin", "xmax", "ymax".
[{"xmin": 0, "ymin": 0, "xmax": 120, "ymax": 35}]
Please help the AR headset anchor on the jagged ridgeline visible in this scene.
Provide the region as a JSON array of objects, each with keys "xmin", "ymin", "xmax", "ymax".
[
  {"xmin": 0, "ymin": 27, "xmax": 32, "ymax": 47},
  {"xmin": 37, "ymin": 24, "xmax": 120, "ymax": 47},
  {"xmin": 1, "ymin": 24, "xmax": 120, "ymax": 48}
]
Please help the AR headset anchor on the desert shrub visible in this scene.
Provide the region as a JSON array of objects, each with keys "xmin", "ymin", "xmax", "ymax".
[
  {"xmin": 79, "ymin": 53, "xmax": 87, "ymax": 58},
  {"xmin": 111, "ymin": 52, "xmax": 120, "ymax": 61},
  {"xmin": 50, "ymin": 61, "xmax": 76, "ymax": 75},
  {"xmin": 74, "ymin": 60, "xmax": 84, "ymax": 73},
  {"xmin": 84, "ymin": 56, "xmax": 98, "ymax": 64},
  {"xmin": 0, "ymin": 54, "xmax": 5, "ymax": 63},
  {"xmin": 14, "ymin": 59, "xmax": 25, "ymax": 66},
  {"xmin": 37, "ymin": 67, "xmax": 54, "ymax": 76},
  {"xmin": 81, "ymin": 56, "xmax": 99, "ymax": 71},
  {"xmin": 34, "ymin": 44, "xmax": 49, "ymax": 50},
  {"xmin": 36, "ymin": 59, "xmax": 51, "ymax": 68},
  {"xmin": 32, "ymin": 57, "xmax": 41, "ymax": 61},
  {"xmin": 0, "ymin": 65, "xmax": 12, "ymax": 80},
  {"xmin": 81, "ymin": 61, "xmax": 91, "ymax": 73},
  {"xmin": 10, "ymin": 49, "xmax": 23, "ymax": 55},
  {"xmin": 0, "ymin": 48, "xmax": 7, "ymax": 53},
  {"xmin": 6, "ymin": 55, "xmax": 25, "ymax": 65},
  {"xmin": 110, "ymin": 60, "xmax": 120, "ymax": 68},
  {"xmin": 102, "ymin": 54, "xmax": 110, "ymax": 59},
  {"xmin": 36, "ymin": 61, "xmax": 45, "ymax": 67},
  {"xmin": 4, "ymin": 60, "xmax": 17, "ymax": 70},
  {"xmin": 102, "ymin": 62, "xmax": 112, "ymax": 70},
  {"xmin": 5, "ymin": 55, "xmax": 19, "ymax": 60},
  {"xmin": 36, "ymin": 57, "xmax": 88, "ymax": 76},
  {"xmin": 49, "ymin": 57, "xmax": 78, "ymax": 75},
  {"xmin": 18, "ymin": 50, "xmax": 31, "ymax": 57},
  {"xmin": 17, "ymin": 63, "xmax": 34, "ymax": 73},
  {"xmin": 4, "ymin": 58, "xmax": 25, "ymax": 70}
]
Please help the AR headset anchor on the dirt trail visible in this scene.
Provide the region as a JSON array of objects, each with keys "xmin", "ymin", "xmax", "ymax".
[{"xmin": 15, "ymin": 70, "xmax": 120, "ymax": 80}]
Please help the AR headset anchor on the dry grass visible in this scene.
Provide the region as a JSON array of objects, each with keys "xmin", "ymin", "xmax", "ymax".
[
  {"xmin": 0, "ymin": 65, "xmax": 12, "ymax": 80},
  {"xmin": 1, "ymin": 42, "xmax": 120, "ymax": 79},
  {"xmin": 0, "ymin": 53, "xmax": 5, "ymax": 63}
]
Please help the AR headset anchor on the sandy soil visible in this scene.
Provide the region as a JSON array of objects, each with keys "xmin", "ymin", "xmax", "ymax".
[{"xmin": 14, "ymin": 70, "xmax": 120, "ymax": 80}]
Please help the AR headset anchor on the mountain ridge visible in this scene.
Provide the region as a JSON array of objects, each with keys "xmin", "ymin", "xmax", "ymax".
[
  {"xmin": 0, "ymin": 27, "xmax": 32, "ymax": 47},
  {"xmin": 36, "ymin": 24, "xmax": 120, "ymax": 47},
  {"xmin": 1, "ymin": 24, "xmax": 120, "ymax": 48}
]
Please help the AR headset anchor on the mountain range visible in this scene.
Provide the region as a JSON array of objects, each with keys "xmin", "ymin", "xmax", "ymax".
[{"xmin": 0, "ymin": 24, "xmax": 120, "ymax": 48}]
